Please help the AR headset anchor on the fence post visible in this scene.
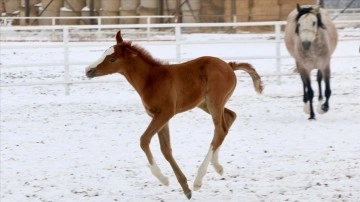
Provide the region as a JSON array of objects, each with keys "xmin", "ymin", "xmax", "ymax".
[
  {"xmin": 63, "ymin": 27, "xmax": 70, "ymax": 95},
  {"xmin": 98, "ymin": 17, "xmax": 102, "ymax": 31},
  {"xmin": 146, "ymin": 17, "xmax": 151, "ymax": 40},
  {"xmin": 175, "ymin": 25, "xmax": 181, "ymax": 63},
  {"xmin": 275, "ymin": 22, "xmax": 282, "ymax": 85}
]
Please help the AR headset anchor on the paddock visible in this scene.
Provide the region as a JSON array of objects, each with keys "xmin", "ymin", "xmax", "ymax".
[{"xmin": 1, "ymin": 31, "xmax": 360, "ymax": 201}]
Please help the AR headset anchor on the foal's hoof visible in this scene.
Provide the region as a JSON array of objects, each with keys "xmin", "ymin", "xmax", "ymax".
[
  {"xmin": 185, "ymin": 190, "xmax": 192, "ymax": 199},
  {"xmin": 161, "ymin": 177, "xmax": 169, "ymax": 186},
  {"xmin": 193, "ymin": 182, "xmax": 202, "ymax": 191},
  {"xmin": 214, "ymin": 165, "xmax": 224, "ymax": 176}
]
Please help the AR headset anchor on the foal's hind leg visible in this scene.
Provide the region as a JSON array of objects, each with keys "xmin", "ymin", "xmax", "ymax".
[
  {"xmin": 194, "ymin": 103, "xmax": 235, "ymax": 190},
  {"xmin": 158, "ymin": 124, "xmax": 192, "ymax": 199},
  {"xmin": 197, "ymin": 104, "xmax": 236, "ymax": 175},
  {"xmin": 211, "ymin": 108, "xmax": 237, "ymax": 175}
]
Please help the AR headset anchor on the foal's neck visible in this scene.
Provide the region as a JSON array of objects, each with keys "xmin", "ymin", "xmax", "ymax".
[{"xmin": 122, "ymin": 58, "xmax": 163, "ymax": 95}]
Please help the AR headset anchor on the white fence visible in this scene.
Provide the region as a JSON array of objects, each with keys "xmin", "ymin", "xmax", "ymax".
[
  {"xmin": 1, "ymin": 19, "xmax": 359, "ymax": 94},
  {"xmin": 0, "ymin": 15, "xmax": 176, "ymax": 26}
]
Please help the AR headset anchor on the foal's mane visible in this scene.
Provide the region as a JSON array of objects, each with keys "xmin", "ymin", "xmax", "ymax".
[
  {"xmin": 121, "ymin": 41, "xmax": 168, "ymax": 66},
  {"xmin": 295, "ymin": 5, "xmax": 326, "ymax": 33}
]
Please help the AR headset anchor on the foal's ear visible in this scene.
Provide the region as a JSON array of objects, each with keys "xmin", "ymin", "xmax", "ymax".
[
  {"xmin": 296, "ymin": 4, "xmax": 301, "ymax": 12},
  {"xmin": 116, "ymin": 31, "xmax": 123, "ymax": 44}
]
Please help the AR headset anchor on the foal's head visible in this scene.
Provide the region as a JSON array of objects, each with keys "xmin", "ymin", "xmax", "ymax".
[
  {"xmin": 295, "ymin": 4, "xmax": 325, "ymax": 50},
  {"xmin": 85, "ymin": 31, "xmax": 137, "ymax": 78}
]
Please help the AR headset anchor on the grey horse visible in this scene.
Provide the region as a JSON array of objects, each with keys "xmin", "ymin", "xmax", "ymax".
[{"xmin": 284, "ymin": 4, "xmax": 338, "ymax": 119}]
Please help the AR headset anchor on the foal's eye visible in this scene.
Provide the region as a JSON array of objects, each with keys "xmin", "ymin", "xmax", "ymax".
[
  {"xmin": 109, "ymin": 58, "xmax": 116, "ymax": 63},
  {"xmin": 312, "ymin": 21, "xmax": 316, "ymax": 26}
]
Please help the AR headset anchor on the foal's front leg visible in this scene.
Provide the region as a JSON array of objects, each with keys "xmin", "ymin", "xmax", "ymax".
[
  {"xmin": 140, "ymin": 112, "xmax": 174, "ymax": 186},
  {"xmin": 158, "ymin": 124, "xmax": 192, "ymax": 199}
]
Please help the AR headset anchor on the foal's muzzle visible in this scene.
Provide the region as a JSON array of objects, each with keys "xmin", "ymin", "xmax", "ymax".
[{"xmin": 85, "ymin": 67, "xmax": 96, "ymax": 78}]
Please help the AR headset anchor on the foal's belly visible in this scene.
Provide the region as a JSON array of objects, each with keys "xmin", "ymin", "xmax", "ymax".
[{"xmin": 175, "ymin": 92, "xmax": 205, "ymax": 113}]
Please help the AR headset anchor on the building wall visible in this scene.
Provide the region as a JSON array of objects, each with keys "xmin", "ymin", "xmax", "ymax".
[
  {"xmin": 2, "ymin": 0, "xmax": 324, "ymax": 26},
  {"xmin": 222, "ymin": 0, "xmax": 318, "ymax": 23},
  {"xmin": 323, "ymin": 0, "xmax": 360, "ymax": 9},
  {"xmin": 221, "ymin": 0, "xmax": 317, "ymax": 31}
]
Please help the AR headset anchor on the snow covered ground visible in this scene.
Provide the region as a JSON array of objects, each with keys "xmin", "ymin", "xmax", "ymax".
[{"xmin": 1, "ymin": 30, "xmax": 360, "ymax": 202}]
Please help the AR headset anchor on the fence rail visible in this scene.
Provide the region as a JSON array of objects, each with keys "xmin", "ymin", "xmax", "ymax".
[
  {"xmin": 1, "ymin": 20, "xmax": 359, "ymax": 94},
  {"xmin": 0, "ymin": 15, "xmax": 176, "ymax": 26}
]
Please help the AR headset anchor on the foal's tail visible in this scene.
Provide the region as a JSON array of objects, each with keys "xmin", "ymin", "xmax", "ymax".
[{"xmin": 229, "ymin": 62, "xmax": 264, "ymax": 94}]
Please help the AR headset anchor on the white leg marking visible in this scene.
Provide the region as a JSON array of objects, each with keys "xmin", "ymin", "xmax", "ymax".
[
  {"xmin": 303, "ymin": 102, "xmax": 310, "ymax": 114},
  {"xmin": 149, "ymin": 161, "xmax": 169, "ymax": 186},
  {"xmin": 211, "ymin": 147, "xmax": 224, "ymax": 175},
  {"xmin": 194, "ymin": 146, "xmax": 213, "ymax": 191}
]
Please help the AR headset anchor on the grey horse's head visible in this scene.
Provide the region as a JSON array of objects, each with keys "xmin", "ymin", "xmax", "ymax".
[{"xmin": 294, "ymin": 4, "xmax": 326, "ymax": 50}]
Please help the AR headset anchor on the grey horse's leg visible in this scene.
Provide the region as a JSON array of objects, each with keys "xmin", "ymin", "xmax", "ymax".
[
  {"xmin": 300, "ymin": 71, "xmax": 315, "ymax": 119},
  {"xmin": 320, "ymin": 66, "xmax": 331, "ymax": 113},
  {"xmin": 317, "ymin": 70, "xmax": 323, "ymax": 101},
  {"xmin": 298, "ymin": 62, "xmax": 310, "ymax": 115},
  {"xmin": 302, "ymin": 79, "xmax": 309, "ymax": 114}
]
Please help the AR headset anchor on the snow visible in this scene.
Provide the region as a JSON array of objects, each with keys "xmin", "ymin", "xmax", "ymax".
[
  {"xmin": 60, "ymin": 7, "xmax": 73, "ymax": 12},
  {"xmin": 82, "ymin": 7, "xmax": 90, "ymax": 12},
  {"xmin": 1, "ymin": 30, "xmax": 360, "ymax": 202}
]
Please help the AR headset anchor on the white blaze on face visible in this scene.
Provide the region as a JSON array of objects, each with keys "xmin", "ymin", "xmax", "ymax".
[{"xmin": 88, "ymin": 47, "xmax": 115, "ymax": 68}]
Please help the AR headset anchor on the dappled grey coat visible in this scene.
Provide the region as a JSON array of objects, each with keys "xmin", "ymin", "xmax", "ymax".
[{"xmin": 284, "ymin": 5, "xmax": 338, "ymax": 73}]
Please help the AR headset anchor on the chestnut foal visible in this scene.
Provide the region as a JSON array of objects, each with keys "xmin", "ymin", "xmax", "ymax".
[{"xmin": 85, "ymin": 31, "xmax": 263, "ymax": 199}]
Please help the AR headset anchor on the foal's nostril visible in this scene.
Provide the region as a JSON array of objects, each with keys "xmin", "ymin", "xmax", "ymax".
[
  {"xmin": 302, "ymin": 41, "xmax": 311, "ymax": 50},
  {"xmin": 85, "ymin": 67, "xmax": 94, "ymax": 78}
]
